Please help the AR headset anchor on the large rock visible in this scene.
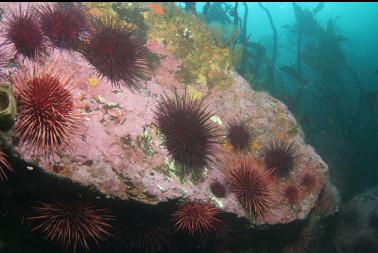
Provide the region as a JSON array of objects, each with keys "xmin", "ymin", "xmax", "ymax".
[
  {"xmin": 15, "ymin": 46, "xmax": 337, "ymax": 226},
  {"xmin": 2, "ymin": 2, "xmax": 338, "ymax": 227}
]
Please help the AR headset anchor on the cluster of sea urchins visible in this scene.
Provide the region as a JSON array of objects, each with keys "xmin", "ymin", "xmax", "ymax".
[
  {"xmin": 153, "ymin": 89, "xmax": 321, "ymax": 218},
  {"xmin": 3, "ymin": 3, "xmax": 88, "ymax": 59},
  {"xmin": 2, "ymin": 3, "xmax": 150, "ymax": 88},
  {"xmin": 1, "ymin": 3, "xmax": 152, "ymax": 157}
]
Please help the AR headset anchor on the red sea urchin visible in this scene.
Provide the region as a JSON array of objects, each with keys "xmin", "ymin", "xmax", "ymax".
[
  {"xmin": 3, "ymin": 5, "xmax": 46, "ymax": 59},
  {"xmin": 0, "ymin": 150, "xmax": 12, "ymax": 181},
  {"xmin": 263, "ymin": 139, "xmax": 297, "ymax": 178},
  {"xmin": 153, "ymin": 90, "xmax": 220, "ymax": 171},
  {"xmin": 225, "ymin": 156, "xmax": 274, "ymax": 218},
  {"xmin": 27, "ymin": 202, "xmax": 114, "ymax": 252},
  {"xmin": 13, "ymin": 63, "xmax": 81, "ymax": 156},
  {"xmin": 39, "ymin": 3, "xmax": 88, "ymax": 50},
  {"xmin": 81, "ymin": 17, "xmax": 149, "ymax": 88},
  {"xmin": 172, "ymin": 202, "xmax": 220, "ymax": 236},
  {"xmin": 225, "ymin": 118, "xmax": 254, "ymax": 152}
]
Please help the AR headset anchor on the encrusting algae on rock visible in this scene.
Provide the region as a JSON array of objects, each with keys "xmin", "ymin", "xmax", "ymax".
[
  {"xmin": 0, "ymin": 84, "xmax": 17, "ymax": 132},
  {"xmin": 0, "ymin": 1, "xmax": 338, "ymax": 224},
  {"xmin": 85, "ymin": 2, "xmax": 233, "ymax": 89}
]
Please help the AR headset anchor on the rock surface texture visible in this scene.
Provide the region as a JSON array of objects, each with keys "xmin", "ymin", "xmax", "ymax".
[{"xmin": 333, "ymin": 186, "xmax": 378, "ymax": 253}]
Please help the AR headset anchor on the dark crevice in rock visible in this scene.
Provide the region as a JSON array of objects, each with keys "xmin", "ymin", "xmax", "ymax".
[{"xmin": 0, "ymin": 151, "xmax": 312, "ymax": 253}]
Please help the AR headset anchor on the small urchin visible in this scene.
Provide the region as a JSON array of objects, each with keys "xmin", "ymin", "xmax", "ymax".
[
  {"xmin": 12, "ymin": 63, "xmax": 82, "ymax": 157},
  {"xmin": 3, "ymin": 5, "xmax": 47, "ymax": 59},
  {"xmin": 172, "ymin": 202, "xmax": 220, "ymax": 236},
  {"xmin": 225, "ymin": 155, "xmax": 274, "ymax": 218},
  {"xmin": 283, "ymin": 185, "xmax": 301, "ymax": 205},
  {"xmin": 209, "ymin": 179, "xmax": 227, "ymax": 198},
  {"xmin": 116, "ymin": 224, "xmax": 171, "ymax": 253},
  {"xmin": 153, "ymin": 90, "xmax": 220, "ymax": 172},
  {"xmin": 263, "ymin": 139, "xmax": 297, "ymax": 178},
  {"xmin": 301, "ymin": 170, "xmax": 323, "ymax": 193},
  {"xmin": 38, "ymin": 3, "xmax": 88, "ymax": 50},
  {"xmin": 81, "ymin": 16, "xmax": 150, "ymax": 89},
  {"xmin": 27, "ymin": 202, "xmax": 114, "ymax": 252},
  {"xmin": 225, "ymin": 118, "xmax": 254, "ymax": 152}
]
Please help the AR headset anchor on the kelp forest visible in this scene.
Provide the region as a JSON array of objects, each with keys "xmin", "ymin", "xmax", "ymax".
[{"xmin": 183, "ymin": 2, "xmax": 378, "ymax": 201}]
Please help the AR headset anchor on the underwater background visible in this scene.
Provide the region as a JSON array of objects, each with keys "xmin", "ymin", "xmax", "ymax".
[{"xmin": 0, "ymin": 2, "xmax": 377, "ymax": 253}]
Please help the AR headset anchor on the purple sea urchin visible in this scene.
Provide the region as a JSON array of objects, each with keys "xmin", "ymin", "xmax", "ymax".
[
  {"xmin": 225, "ymin": 118, "xmax": 254, "ymax": 152},
  {"xmin": 210, "ymin": 179, "xmax": 227, "ymax": 198},
  {"xmin": 153, "ymin": 90, "xmax": 220, "ymax": 171},
  {"xmin": 225, "ymin": 156, "xmax": 274, "ymax": 218},
  {"xmin": 81, "ymin": 17, "xmax": 149, "ymax": 88},
  {"xmin": 39, "ymin": 3, "xmax": 88, "ymax": 50},
  {"xmin": 3, "ymin": 5, "xmax": 46, "ymax": 59},
  {"xmin": 263, "ymin": 139, "xmax": 297, "ymax": 178}
]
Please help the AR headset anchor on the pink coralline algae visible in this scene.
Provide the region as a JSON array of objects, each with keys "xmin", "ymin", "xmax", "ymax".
[{"xmin": 10, "ymin": 44, "xmax": 338, "ymax": 225}]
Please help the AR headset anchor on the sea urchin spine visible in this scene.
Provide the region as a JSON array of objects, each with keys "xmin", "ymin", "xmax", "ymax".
[
  {"xmin": 81, "ymin": 17, "xmax": 149, "ymax": 88},
  {"xmin": 154, "ymin": 90, "xmax": 220, "ymax": 171},
  {"xmin": 13, "ymin": 63, "xmax": 82, "ymax": 156},
  {"xmin": 39, "ymin": 3, "xmax": 88, "ymax": 50},
  {"xmin": 27, "ymin": 202, "xmax": 114, "ymax": 252},
  {"xmin": 225, "ymin": 156, "xmax": 274, "ymax": 218},
  {"xmin": 0, "ymin": 150, "xmax": 12, "ymax": 181},
  {"xmin": 172, "ymin": 202, "xmax": 220, "ymax": 236},
  {"xmin": 3, "ymin": 5, "xmax": 46, "ymax": 59}
]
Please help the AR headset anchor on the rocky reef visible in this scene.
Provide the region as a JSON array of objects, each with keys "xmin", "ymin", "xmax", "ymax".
[
  {"xmin": 0, "ymin": 2, "xmax": 339, "ymax": 253},
  {"xmin": 333, "ymin": 186, "xmax": 378, "ymax": 253}
]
